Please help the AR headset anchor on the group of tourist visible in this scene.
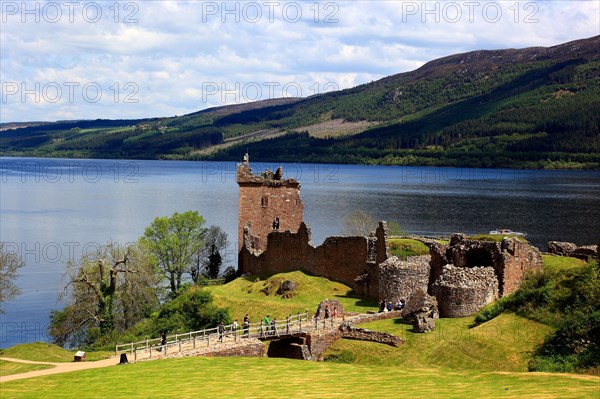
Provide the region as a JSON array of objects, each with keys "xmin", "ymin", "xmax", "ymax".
[
  {"xmin": 379, "ymin": 299, "xmax": 404, "ymax": 312},
  {"xmin": 216, "ymin": 313, "xmax": 283, "ymax": 341}
]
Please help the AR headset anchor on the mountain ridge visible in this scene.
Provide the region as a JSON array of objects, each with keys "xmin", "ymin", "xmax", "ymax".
[{"xmin": 2, "ymin": 35, "xmax": 599, "ymax": 169}]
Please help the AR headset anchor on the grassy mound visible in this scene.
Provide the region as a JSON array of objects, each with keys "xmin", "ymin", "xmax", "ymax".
[
  {"xmin": 0, "ymin": 343, "xmax": 112, "ymax": 363},
  {"xmin": 388, "ymin": 238, "xmax": 430, "ymax": 259},
  {"xmin": 206, "ymin": 271, "xmax": 377, "ymax": 323}
]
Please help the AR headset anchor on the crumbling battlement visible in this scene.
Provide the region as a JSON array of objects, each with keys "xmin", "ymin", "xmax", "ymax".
[
  {"xmin": 237, "ymin": 154, "xmax": 303, "ymax": 253},
  {"xmin": 235, "ymin": 156, "xmax": 542, "ymax": 318},
  {"xmin": 425, "ymin": 234, "xmax": 542, "ymax": 317},
  {"xmin": 239, "ymin": 221, "xmax": 389, "ymax": 298},
  {"xmin": 429, "ymin": 234, "xmax": 542, "ymax": 297}
]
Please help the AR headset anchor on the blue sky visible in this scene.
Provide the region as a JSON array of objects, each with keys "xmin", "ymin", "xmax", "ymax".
[{"xmin": 1, "ymin": 0, "xmax": 599, "ymax": 122}]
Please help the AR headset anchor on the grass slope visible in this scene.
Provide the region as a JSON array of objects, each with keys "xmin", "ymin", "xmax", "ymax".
[
  {"xmin": 206, "ymin": 271, "xmax": 377, "ymax": 323},
  {"xmin": 0, "ymin": 343, "xmax": 112, "ymax": 363},
  {"xmin": 1, "ymin": 356, "xmax": 598, "ymax": 399},
  {"xmin": 325, "ymin": 313, "xmax": 552, "ymax": 372}
]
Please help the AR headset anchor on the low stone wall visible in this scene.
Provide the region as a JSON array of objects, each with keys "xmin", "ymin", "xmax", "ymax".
[
  {"xmin": 431, "ymin": 265, "xmax": 499, "ymax": 318},
  {"xmin": 350, "ymin": 310, "xmax": 402, "ymax": 324},
  {"xmin": 202, "ymin": 340, "xmax": 265, "ymax": 358},
  {"xmin": 151, "ymin": 339, "xmax": 266, "ymax": 360},
  {"xmin": 340, "ymin": 326, "xmax": 403, "ymax": 347},
  {"xmin": 306, "ymin": 330, "xmax": 341, "ymax": 360}
]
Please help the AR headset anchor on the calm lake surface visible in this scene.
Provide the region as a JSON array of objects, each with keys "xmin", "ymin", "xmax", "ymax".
[{"xmin": 1, "ymin": 157, "xmax": 599, "ymax": 348}]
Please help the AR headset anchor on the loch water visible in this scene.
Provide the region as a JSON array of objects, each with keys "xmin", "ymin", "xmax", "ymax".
[{"xmin": 1, "ymin": 157, "xmax": 599, "ymax": 348}]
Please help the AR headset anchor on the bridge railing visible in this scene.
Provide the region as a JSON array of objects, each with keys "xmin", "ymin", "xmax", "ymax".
[{"xmin": 115, "ymin": 311, "xmax": 311, "ymax": 361}]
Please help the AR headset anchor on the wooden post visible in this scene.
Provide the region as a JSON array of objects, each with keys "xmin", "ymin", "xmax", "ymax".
[
  {"xmin": 146, "ymin": 338, "xmax": 149, "ymax": 349},
  {"xmin": 134, "ymin": 348, "xmax": 137, "ymax": 362},
  {"xmin": 207, "ymin": 334, "xmax": 210, "ymax": 347},
  {"xmin": 115, "ymin": 345, "xmax": 118, "ymax": 357},
  {"xmin": 130, "ymin": 342, "xmax": 134, "ymax": 355},
  {"xmin": 193, "ymin": 336, "xmax": 196, "ymax": 349},
  {"xmin": 150, "ymin": 346, "xmax": 152, "ymax": 358},
  {"xmin": 179, "ymin": 340, "xmax": 182, "ymax": 353}
]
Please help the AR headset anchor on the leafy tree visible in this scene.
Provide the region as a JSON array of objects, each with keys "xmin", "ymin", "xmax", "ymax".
[
  {"xmin": 0, "ymin": 242, "xmax": 25, "ymax": 314},
  {"xmin": 207, "ymin": 249, "xmax": 222, "ymax": 280},
  {"xmin": 342, "ymin": 210, "xmax": 377, "ymax": 236},
  {"xmin": 142, "ymin": 211, "xmax": 206, "ymax": 296},
  {"xmin": 189, "ymin": 225, "xmax": 229, "ymax": 282},
  {"xmin": 152, "ymin": 286, "xmax": 231, "ymax": 333},
  {"xmin": 50, "ymin": 243, "xmax": 159, "ymax": 347}
]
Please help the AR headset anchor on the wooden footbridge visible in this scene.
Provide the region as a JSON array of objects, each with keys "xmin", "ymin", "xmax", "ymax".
[{"xmin": 114, "ymin": 311, "xmax": 343, "ymax": 363}]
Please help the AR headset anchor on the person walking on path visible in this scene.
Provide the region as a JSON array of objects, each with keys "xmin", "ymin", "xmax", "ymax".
[
  {"xmin": 232, "ymin": 319, "xmax": 239, "ymax": 339},
  {"xmin": 159, "ymin": 331, "xmax": 167, "ymax": 351},
  {"xmin": 243, "ymin": 314, "xmax": 250, "ymax": 337},
  {"xmin": 218, "ymin": 321, "xmax": 225, "ymax": 342}
]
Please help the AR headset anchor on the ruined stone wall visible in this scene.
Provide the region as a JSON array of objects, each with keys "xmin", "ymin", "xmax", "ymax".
[
  {"xmin": 378, "ymin": 255, "xmax": 431, "ymax": 303},
  {"xmin": 239, "ymin": 222, "xmax": 375, "ymax": 295},
  {"xmin": 306, "ymin": 330, "xmax": 341, "ymax": 360},
  {"xmin": 237, "ymin": 162, "xmax": 303, "ymax": 252},
  {"xmin": 339, "ymin": 325, "xmax": 404, "ymax": 347},
  {"xmin": 431, "ymin": 265, "xmax": 499, "ymax": 317},
  {"xmin": 499, "ymin": 238, "xmax": 543, "ymax": 295}
]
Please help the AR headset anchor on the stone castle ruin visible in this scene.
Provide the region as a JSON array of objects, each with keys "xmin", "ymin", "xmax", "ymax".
[{"xmin": 236, "ymin": 156, "xmax": 543, "ymax": 318}]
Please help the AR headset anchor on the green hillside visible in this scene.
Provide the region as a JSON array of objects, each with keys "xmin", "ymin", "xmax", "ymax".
[
  {"xmin": 2, "ymin": 36, "xmax": 599, "ymax": 169},
  {"xmin": 206, "ymin": 270, "xmax": 377, "ymax": 323}
]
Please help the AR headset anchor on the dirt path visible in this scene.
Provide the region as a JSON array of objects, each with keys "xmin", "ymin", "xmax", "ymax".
[{"xmin": 0, "ymin": 356, "xmax": 119, "ymax": 383}]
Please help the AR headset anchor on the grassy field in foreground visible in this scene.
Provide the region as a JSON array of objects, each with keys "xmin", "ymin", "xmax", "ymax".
[
  {"xmin": 207, "ymin": 270, "xmax": 377, "ymax": 323},
  {"xmin": 1, "ymin": 356, "xmax": 598, "ymax": 399},
  {"xmin": 0, "ymin": 360, "xmax": 54, "ymax": 377}
]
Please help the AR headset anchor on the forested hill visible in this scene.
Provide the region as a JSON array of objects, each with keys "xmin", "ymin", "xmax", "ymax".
[{"xmin": 2, "ymin": 36, "xmax": 599, "ymax": 169}]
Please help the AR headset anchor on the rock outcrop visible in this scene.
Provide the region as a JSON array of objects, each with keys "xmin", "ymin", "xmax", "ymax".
[{"xmin": 548, "ymin": 241, "xmax": 598, "ymax": 260}]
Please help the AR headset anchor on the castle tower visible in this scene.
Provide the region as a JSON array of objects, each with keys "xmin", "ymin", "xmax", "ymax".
[{"xmin": 237, "ymin": 154, "xmax": 304, "ymax": 253}]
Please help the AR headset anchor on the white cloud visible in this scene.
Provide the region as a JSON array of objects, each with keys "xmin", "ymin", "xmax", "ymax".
[{"xmin": 1, "ymin": 0, "xmax": 598, "ymax": 122}]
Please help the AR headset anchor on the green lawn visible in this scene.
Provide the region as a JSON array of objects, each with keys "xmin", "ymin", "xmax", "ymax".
[
  {"xmin": 0, "ymin": 360, "xmax": 54, "ymax": 377},
  {"xmin": 542, "ymin": 254, "xmax": 587, "ymax": 273},
  {"xmin": 1, "ymin": 356, "xmax": 597, "ymax": 399}
]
